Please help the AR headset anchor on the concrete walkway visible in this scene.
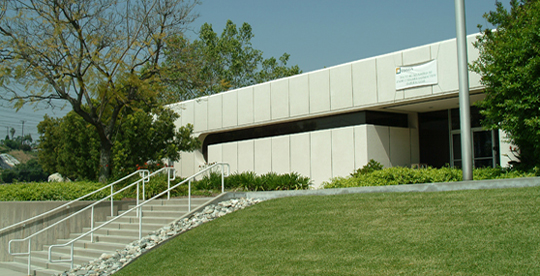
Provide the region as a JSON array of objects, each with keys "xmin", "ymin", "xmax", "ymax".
[
  {"xmin": 227, "ymin": 176, "xmax": 540, "ymax": 201},
  {"xmin": 0, "ymin": 266, "xmax": 27, "ymax": 276}
]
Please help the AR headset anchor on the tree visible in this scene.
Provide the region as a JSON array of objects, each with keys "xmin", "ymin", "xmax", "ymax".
[
  {"xmin": 162, "ymin": 20, "xmax": 301, "ymax": 102},
  {"xmin": 9, "ymin": 127, "xmax": 14, "ymax": 140},
  {"xmin": 38, "ymin": 107, "xmax": 200, "ymax": 181},
  {"xmin": 0, "ymin": 0, "xmax": 199, "ymax": 182},
  {"xmin": 470, "ymin": 0, "xmax": 540, "ymax": 169}
]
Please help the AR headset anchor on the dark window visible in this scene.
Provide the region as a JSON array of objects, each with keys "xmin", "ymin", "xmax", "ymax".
[{"xmin": 202, "ymin": 111, "xmax": 408, "ymax": 160}]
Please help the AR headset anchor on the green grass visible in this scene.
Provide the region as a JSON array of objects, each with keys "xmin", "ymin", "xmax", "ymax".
[{"xmin": 116, "ymin": 186, "xmax": 540, "ymax": 275}]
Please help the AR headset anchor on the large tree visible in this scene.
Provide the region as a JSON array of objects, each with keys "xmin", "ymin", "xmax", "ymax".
[
  {"xmin": 471, "ymin": 0, "xmax": 540, "ymax": 169},
  {"xmin": 0, "ymin": 0, "xmax": 199, "ymax": 181},
  {"xmin": 162, "ymin": 20, "xmax": 301, "ymax": 102}
]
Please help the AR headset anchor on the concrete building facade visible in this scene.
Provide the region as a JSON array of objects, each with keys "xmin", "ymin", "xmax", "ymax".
[{"xmin": 168, "ymin": 34, "xmax": 513, "ymax": 188}]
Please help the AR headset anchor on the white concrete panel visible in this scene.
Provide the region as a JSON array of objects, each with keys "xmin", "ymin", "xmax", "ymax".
[
  {"xmin": 168, "ymin": 103, "xmax": 184, "ymax": 129},
  {"xmin": 330, "ymin": 64, "xmax": 353, "ymax": 110},
  {"xmin": 180, "ymin": 151, "xmax": 196, "ymax": 178},
  {"xmin": 254, "ymin": 83, "xmax": 271, "ymax": 123},
  {"xmin": 309, "ymin": 70, "xmax": 331, "ymax": 114},
  {"xmin": 352, "ymin": 58, "xmax": 378, "ymax": 107},
  {"xmin": 207, "ymin": 94, "xmax": 222, "ymax": 130},
  {"xmin": 467, "ymin": 35, "xmax": 482, "ymax": 90},
  {"xmin": 237, "ymin": 140, "xmax": 254, "ymax": 173},
  {"xmin": 237, "ymin": 87, "xmax": 254, "ymax": 125},
  {"xmin": 173, "ymin": 152, "xmax": 182, "ymax": 177},
  {"xmin": 431, "ymin": 40, "xmax": 458, "ymax": 94},
  {"xmin": 289, "ymin": 74, "xmax": 310, "ymax": 117},
  {"xmin": 290, "ymin": 133, "xmax": 311, "ymax": 178},
  {"xmin": 271, "ymin": 79, "xmax": 289, "ymax": 120},
  {"xmin": 222, "ymin": 91, "xmax": 238, "ymax": 128},
  {"xmin": 310, "ymin": 130, "xmax": 332, "ymax": 188},
  {"xmin": 271, "ymin": 136, "xmax": 290, "ymax": 174},
  {"xmin": 402, "ymin": 45, "xmax": 431, "ymax": 65},
  {"xmin": 366, "ymin": 125, "xmax": 391, "ymax": 168},
  {"xmin": 376, "ymin": 53, "xmax": 403, "ymax": 103},
  {"xmin": 390, "ymin": 127, "xmax": 411, "ymax": 167},
  {"xmin": 194, "ymin": 98, "xmax": 208, "ymax": 132},
  {"xmin": 331, "ymin": 127, "xmax": 355, "ymax": 178},
  {"xmin": 221, "ymin": 142, "xmax": 238, "ymax": 173},
  {"xmin": 180, "ymin": 101, "xmax": 194, "ymax": 126},
  {"xmin": 207, "ymin": 144, "xmax": 222, "ymax": 164},
  {"xmin": 254, "ymin": 138, "xmax": 272, "ymax": 174},
  {"xmin": 354, "ymin": 126, "xmax": 369, "ymax": 170}
]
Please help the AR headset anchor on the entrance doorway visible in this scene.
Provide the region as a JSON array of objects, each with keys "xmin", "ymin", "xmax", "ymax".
[{"xmin": 451, "ymin": 129, "xmax": 498, "ymax": 168}]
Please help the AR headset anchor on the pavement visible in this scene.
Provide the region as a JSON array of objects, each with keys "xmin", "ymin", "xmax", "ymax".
[{"xmin": 0, "ymin": 267, "xmax": 27, "ymax": 276}]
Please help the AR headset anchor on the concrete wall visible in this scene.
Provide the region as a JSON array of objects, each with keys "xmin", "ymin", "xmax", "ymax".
[
  {"xmin": 204, "ymin": 125, "xmax": 419, "ymax": 188},
  {"xmin": 168, "ymin": 34, "xmax": 482, "ymax": 136},
  {"xmin": 0, "ymin": 200, "xmax": 134, "ymax": 262}
]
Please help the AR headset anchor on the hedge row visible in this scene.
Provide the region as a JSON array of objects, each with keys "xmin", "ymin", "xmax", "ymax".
[
  {"xmin": 323, "ymin": 161, "xmax": 536, "ymax": 189},
  {"xmin": 0, "ymin": 171, "xmax": 312, "ymax": 201}
]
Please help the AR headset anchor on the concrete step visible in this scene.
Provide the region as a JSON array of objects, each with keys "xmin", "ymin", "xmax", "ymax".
[
  {"xmin": 0, "ymin": 261, "xmax": 61, "ymax": 276},
  {"xmin": 55, "ymin": 238, "xmax": 129, "ymax": 253},
  {"xmin": 31, "ymin": 250, "xmax": 94, "ymax": 265},
  {"xmin": 118, "ymin": 210, "xmax": 188, "ymax": 218},
  {"xmin": 94, "ymin": 221, "xmax": 165, "ymax": 231},
  {"xmin": 47, "ymin": 245, "xmax": 115, "ymax": 260},
  {"xmin": 105, "ymin": 215, "xmax": 179, "ymax": 225},
  {"xmin": 12, "ymin": 255, "xmax": 71, "ymax": 274}
]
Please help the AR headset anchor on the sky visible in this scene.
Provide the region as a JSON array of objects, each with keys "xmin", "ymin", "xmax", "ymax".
[{"xmin": 0, "ymin": 0, "xmax": 508, "ymax": 141}]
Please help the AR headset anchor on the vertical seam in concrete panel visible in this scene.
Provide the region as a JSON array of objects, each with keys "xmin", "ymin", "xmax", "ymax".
[
  {"xmin": 307, "ymin": 74, "xmax": 311, "ymax": 113},
  {"xmin": 286, "ymin": 79, "xmax": 290, "ymax": 117},
  {"xmin": 353, "ymin": 125, "xmax": 357, "ymax": 170},
  {"xmin": 375, "ymin": 59, "xmax": 379, "ymax": 103},
  {"xmin": 328, "ymin": 69, "xmax": 332, "ymax": 111},
  {"xmin": 350, "ymin": 64, "xmax": 355, "ymax": 107},
  {"xmin": 269, "ymin": 82, "xmax": 272, "ymax": 120}
]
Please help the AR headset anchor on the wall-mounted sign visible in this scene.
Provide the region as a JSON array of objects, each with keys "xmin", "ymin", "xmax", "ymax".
[{"xmin": 395, "ymin": 60, "xmax": 438, "ymax": 90}]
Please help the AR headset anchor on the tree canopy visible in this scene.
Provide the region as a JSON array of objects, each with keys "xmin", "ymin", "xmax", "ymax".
[
  {"xmin": 471, "ymin": 0, "xmax": 540, "ymax": 169},
  {"xmin": 0, "ymin": 0, "xmax": 200, "ymax": 181},
  {"xmin": 38, "ymin": 107, "xmax": 200, "ymax": 181},
  {"xmin": 162, "ymin": 20, "xmax": 301, "ymax": 102}
]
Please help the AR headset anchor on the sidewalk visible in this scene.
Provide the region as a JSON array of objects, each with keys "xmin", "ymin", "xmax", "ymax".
[{"xmin": 0, "ymin": 267, "xmax": 27, "ymax": 276}]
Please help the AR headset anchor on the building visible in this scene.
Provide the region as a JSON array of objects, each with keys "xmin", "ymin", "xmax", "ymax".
[{"xmin": 168, "ymin": 33, "xmax": 513, "ymax": 188}]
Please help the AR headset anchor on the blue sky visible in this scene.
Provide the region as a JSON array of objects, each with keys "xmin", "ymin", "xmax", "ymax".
[{"xmin": 0, "ymin": 0, "xmax": 508, "ymax": 140}]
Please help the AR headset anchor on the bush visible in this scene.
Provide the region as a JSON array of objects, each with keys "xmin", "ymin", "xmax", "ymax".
[
  {"xmin": 0, "ymin": 159, "xmax": 48, "ymax": 183},
  {"xmin": 324, "ymin": 165, "xmax": 535, "ymax": 189}
]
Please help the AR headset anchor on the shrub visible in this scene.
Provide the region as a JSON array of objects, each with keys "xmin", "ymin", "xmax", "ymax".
[
  {"xmin": 0, "ymin": 159, "xmax": 48, "ymax": 183},
  {"xmin": 350, "ymin": 159, "xmax": 384, "ymax": 177},
  {"xmin": 324, "ymin": 165, "xmax": 535, "ymax": 189}
]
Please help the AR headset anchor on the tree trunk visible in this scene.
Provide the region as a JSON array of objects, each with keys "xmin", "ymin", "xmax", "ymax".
[{"xmin": 98, "ymin": 139, "xmax": 113, "ymax": 183}]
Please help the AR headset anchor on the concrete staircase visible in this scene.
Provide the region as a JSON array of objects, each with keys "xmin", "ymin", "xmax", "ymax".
[{"xmin": 0, "ymin": 197, "xmax": 213, "ymax": 276}]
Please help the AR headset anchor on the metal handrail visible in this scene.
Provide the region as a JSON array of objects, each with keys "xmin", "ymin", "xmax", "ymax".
[
  {"xmin": 6, "ymin": 169, "xmax": 151, "ymax": 275},
  {"xmin": 48, "ymin": 163, "xmax": 230, "ymax": 270},
  {"xmin": 0, "ymin": 170, "xmax": 149, "ymax": 234}
]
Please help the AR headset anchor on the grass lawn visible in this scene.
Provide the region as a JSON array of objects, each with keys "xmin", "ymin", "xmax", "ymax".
[{"xmin": 116, "ymin": 186, "xmax": 540, "ymax": 275}]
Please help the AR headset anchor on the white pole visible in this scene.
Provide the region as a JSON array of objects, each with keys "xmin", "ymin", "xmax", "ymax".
[{"xmin": 455, "ymin": 0, "xmax": 473, "ymax": 180}]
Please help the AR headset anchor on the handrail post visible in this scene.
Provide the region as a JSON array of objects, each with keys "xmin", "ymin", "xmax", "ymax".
[
  {"xmin": 27, "ymin": 239, "xmax": 31, "ymax": 276},
  {"xmin": 138, "ymin": 206, "xmax": 142, "ymax": 240},
  {"xmin": 188, "ymin": 179, "xmax": 191, "ymax": 212},
  {"xmin": 110, "ymin": 185, "xmax": 114, "ymax": 217},
  {"xmin": 143, "ymin": 170, "xmax": 147, "ymax": 201},
  {"xmin": 70, "ymin": 243, "xmax": 74, "ymax": 269},
  {"xmin": 91, "ymin": 205, "xmax": 95, "ymax": 243},
  {"xmin": 167, "ymin": 168, "xmax": 171, "ymax": 200},
  {"xmin": 221, "ymin": 164, "xmax": 225, "ymax": 193},
  {"xmin": 136, "ymin": 182, "xmax": 140, "ymax": 218}
]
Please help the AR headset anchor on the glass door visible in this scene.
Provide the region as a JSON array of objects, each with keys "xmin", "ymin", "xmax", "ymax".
[{"xmin": 451, "ymin": 128, "xmax": 497, "ymax": 168}]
